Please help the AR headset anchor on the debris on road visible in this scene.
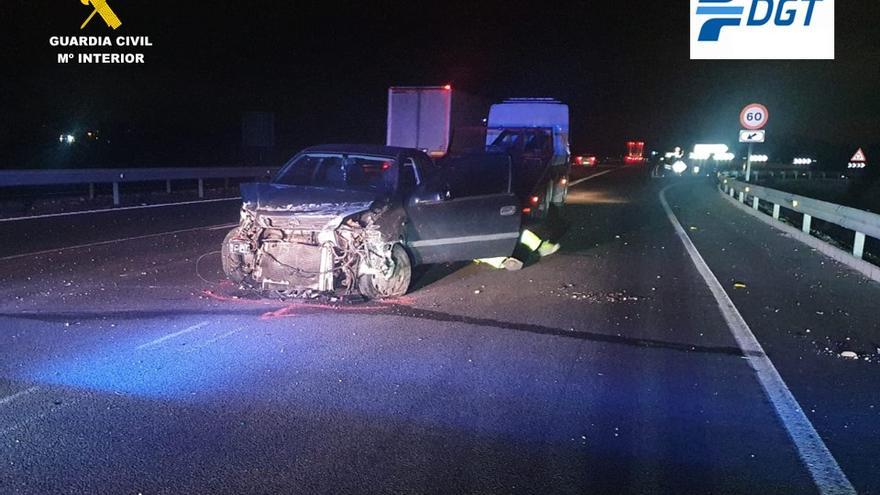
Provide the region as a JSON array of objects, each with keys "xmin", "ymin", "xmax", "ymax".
[
  {"xmin": 552, "ymin": 284, "xmax": 644, "ymax": 304},
  {"xmin": 733, "ymin": 282, "xmax": 747, "ymax": 289},
  {"xmin": 840, "ymin": 351, "xmax": 859, "ymax": 360}
]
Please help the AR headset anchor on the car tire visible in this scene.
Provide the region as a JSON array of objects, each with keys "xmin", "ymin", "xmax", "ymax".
[
  {"xmin": 358, "ymin": 244, "xmax": 412, "ymax": 299},
  {"xmin": 221, "ymin": 228, "xmax": 249, "ymax": 284}
]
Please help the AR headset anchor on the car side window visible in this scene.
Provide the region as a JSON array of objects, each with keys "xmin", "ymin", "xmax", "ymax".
[
  {"xmin": 399, "ymin": 158, "xmax": 420, "ymax": 194},
  {"xmin": 441, "ymin": 154, "xmax": 511, "ymax": 198}
]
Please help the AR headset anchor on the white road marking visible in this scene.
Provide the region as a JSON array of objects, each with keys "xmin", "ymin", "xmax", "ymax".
[
  {"xmin": 137, "ymin": 321, "xmax": 211, "ymax": 350},
  {"xmin": 0, "ymin": 223, "xmax": 238, "ymax": 262},
  {"xmin": 0, "ymin": 396, "xmax": 83, "ymax": 438},
  {"xmin": 186, "ymin": 327, "xmax": 244, "ymax": 352},
  {"xmin": 569, "ymin": 168, "xmax": 616, "ymax": 186},
  {"xmin": 659, "ymin": 185, "xmax": 855, "ymax": 495},
  {"xmin": 0, "ymin": 386, "xmax": 39, "ymax": 406},
  {"xmin": 0, "ymin": 197, "xmax": 241, "ymax": 223}
]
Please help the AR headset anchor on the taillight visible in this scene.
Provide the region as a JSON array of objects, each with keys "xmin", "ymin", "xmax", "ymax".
[{"xmin": 530, "ymin": 196, "xmax": 540, "ymax": 205}]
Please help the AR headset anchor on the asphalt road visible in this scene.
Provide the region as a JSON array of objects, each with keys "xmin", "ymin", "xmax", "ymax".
[{"xmin": 0, "ymin": 167, "xmax": 877, "ymax": 494}]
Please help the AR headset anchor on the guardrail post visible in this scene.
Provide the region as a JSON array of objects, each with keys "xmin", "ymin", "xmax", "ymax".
[
  {"xmin": 198, "ymin": 179, "xmax": 204, "ymax": 198},
  {"xmin": 112, "ymin": 182, "xmax": 120, "ymax": 206},
  {"xmin": 853, "ymin": 232, "xmax": 866, "ymax": 259},
  {"xmin": 739, "ymin": 191, "xmax": 745, "ymax": 203},
  {"xmin": 802, "ymin": 214, "xmax": 812, "ymax": 234},
  {"xmin": 166, "ymin": 180, "xmax": 172, "ymax": 194},
  {"xmin": 729, "ymin": 188, "xmax": 735, "ymax": 198},
  {"xmin": 88, "ymin": 183, "xmax": 95, "ymax": 200},
  {"xmin": 772, "ymin": 204, "xmax": 780, "ymax": 219},
  {"xmin": 752, "ymin": 197, "xmax": 760, "ymax": 210}
]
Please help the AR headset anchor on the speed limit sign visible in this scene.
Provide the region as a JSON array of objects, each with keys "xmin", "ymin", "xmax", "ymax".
[{"xmin": 740, "ymin": 103, "xmax": 769, "ymax": 130}]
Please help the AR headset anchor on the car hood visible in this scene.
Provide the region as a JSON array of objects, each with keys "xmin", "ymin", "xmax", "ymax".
[{"xmin": 240, "ymin": 182, "xmax": 379, "ymax": 228}]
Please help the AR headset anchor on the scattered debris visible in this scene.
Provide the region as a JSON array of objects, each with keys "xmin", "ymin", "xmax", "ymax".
[
  {"xmin": 733, "ymin": 282, "xmax": 747, "ymax": 289},
  {"xmin": 552, "ymin": 285, "xmax": 644, "ymax": 304},
  {"xmin": 840, "ymin": 351, "xmax": 859, "ymax": 360}
]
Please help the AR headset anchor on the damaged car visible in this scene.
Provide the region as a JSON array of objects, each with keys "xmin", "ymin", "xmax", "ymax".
[{"xmin": 222, "ymin": 144, "xmax": 522, "ymax": 298}]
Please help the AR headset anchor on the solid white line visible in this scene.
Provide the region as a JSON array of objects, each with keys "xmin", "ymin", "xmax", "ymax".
[
  {"xmin": 0, "ymin": 386, "xmax": 39, "ymax": 406},
  {"xmin": 0, "ymin": 223, "xmax": 238, "ymax": 262},
  {"xmin": 0, "ymin": 197, "xmax": 241, "ymax": 223},
  {"xmin": 137, "ymin": 321, "xmax": 211, "ymax": 350},
  {"xmin": 569, "ymin": 168, "xmax": 616, "ymax": 187},
  {"xmin": 659, "ymin": 184, "xmax": 855, "ymax": 495}
]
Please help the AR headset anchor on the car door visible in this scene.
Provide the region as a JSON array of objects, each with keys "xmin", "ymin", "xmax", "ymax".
[{"xmin": 404, "ymin": 153, "xmax": 521, "ymax": 265}]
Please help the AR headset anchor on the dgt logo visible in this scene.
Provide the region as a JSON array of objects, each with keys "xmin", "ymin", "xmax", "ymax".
[
  {"xmin": 690, "ymin": 0, "xmax": 834, "ymax": 59},
  {"xmin": 80, "ymin": 0, "xmax": 122, "ymax": 30}
]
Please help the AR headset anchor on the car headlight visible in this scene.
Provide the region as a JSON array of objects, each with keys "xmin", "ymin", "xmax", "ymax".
[{"xmin": 240, "ymin": 205, "xmax": 255, "ymax": 225}]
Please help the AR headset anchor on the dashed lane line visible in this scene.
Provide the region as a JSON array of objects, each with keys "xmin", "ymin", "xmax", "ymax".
[
  {"xmin": 569, "ymin": 168, "xmax": 617, "ymax": 187},
  {"xmin": 0, "ymin": 386, "xmax": 39, "ymax": 406},
  {"xmin": 136, "ymin": 321, "xmax": 211, "ymax": 350}
]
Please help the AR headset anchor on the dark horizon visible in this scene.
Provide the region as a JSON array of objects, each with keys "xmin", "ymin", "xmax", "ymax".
[{"xmin": 1, "ymin": 1, "xmax": 878, "ymax": 168}]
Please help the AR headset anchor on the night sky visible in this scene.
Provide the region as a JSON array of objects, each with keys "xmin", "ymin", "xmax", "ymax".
[{"xmin": 1, "ymin": 1, "xmax": 878, "ymax": 168}]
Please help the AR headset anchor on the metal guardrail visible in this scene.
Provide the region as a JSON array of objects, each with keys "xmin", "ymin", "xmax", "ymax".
[
  {"xmin": 724, "ymin": 170, "xmax": 846, "ymax": 181},
  {"xmin": 721, "ymin": 179, "xmax": 878, "ymax": 259},
  {"xmin": 0, "ymin": 167, "xmax": 277, "ymax": 205}
]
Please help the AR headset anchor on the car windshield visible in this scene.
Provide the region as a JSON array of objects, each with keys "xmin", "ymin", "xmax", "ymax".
[{"xmin": 274, "ymin": 153, "xmax": 396, "ymax": 192}]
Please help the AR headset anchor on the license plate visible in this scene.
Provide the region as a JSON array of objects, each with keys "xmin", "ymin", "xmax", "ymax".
[{"xmin": 229, "ymin": 241, "xmax": 250, "ymax": 254}]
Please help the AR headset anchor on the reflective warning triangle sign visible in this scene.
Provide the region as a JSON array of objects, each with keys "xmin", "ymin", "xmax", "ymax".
[{"xmin": 851, "ymin": 148, "xmax": 867, "ymax": 162}]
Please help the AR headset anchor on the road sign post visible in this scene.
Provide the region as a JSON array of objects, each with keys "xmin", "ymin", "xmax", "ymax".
[
  {"xmin": 739, "ymin": 103, "xmax": 769, "ymax": 182},
  {"xmin": 745, "ymin": 143, "xmax": 754, "ymax": 182}
]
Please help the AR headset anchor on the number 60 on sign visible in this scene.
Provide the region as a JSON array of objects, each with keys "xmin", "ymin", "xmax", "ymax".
[{"xmin": 740, "ymin": 103, "xmax": 769, "ymax": 130}]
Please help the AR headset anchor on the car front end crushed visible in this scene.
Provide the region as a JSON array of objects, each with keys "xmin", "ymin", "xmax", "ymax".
[{"xmin": 222, "ymin": 184, "xmax": 407, "ymax": 298}]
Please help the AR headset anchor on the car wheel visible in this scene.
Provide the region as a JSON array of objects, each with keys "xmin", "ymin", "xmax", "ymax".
[
  {"xmin": 358, "ymin": 244, "xmax": 412, "ymax": 299},
  {"xmin": 221, "ymin": 228, "xmax": 249, "ymax": 284}
]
